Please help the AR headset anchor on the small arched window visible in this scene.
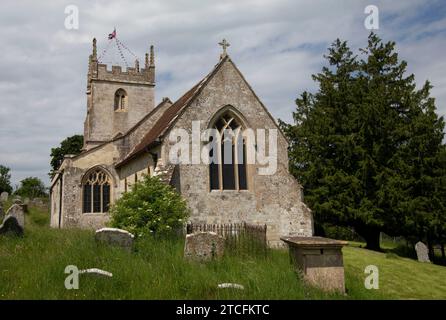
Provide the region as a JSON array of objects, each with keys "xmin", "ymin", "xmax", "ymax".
[
  {"xmin": 114, "ymin": 89, "xmax": 127, "ymax": 111},
  {"xmin": 82, "ymin": 168, "xmax": 111, "ymax": 213},
  {"xmin": 209, "ymin": 111, "xmax": 247, "ymax": 191}
]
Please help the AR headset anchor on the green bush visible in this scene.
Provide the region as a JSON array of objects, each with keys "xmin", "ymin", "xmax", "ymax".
[{"xmin": 109, "ymin": 175, "xmax": 189, "ymax": 237}]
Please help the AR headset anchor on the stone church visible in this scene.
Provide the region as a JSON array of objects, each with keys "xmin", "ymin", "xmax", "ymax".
[{"xmin": 50, "ymin": 38, "xmax": 313, "ymax": 246}]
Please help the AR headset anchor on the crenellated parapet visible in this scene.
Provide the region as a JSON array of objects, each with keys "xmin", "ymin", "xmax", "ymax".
[
  {"xmin": 94, "ymin": 64, "xmax": 155, "ymax": 84},
  {"xmin": 87, "ymin": 38, "xmax": 155, "ymax": 89}
]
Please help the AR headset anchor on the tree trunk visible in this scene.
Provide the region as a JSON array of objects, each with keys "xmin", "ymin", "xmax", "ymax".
[
  {"xmin": 355, "ymin": 224, "xmax": 381, "ymax": 251},
  {"xmin": 427, "ymin": 237, "xmax": 435, "ymax": 261},
  {"xmin": 441, "ymin": 243, "xmax": 445, "ymax": 260}
]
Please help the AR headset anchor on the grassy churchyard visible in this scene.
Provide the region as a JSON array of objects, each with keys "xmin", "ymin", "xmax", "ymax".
[{"xmin": 0, "ymin": 200, "xmax": 445, "ymax": 300}]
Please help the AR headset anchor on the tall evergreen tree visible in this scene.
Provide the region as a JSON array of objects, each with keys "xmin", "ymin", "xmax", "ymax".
[{"xmin": 281, "ymin": 33, "xmax": 445, "ymax": 251}]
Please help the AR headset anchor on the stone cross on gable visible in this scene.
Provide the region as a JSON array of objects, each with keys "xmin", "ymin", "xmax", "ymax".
[{"xmin": 219, "ymin": 39, "xmax": 230, "ymax": 58}]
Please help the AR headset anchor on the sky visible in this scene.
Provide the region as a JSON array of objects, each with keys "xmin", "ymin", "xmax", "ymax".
[{"xmin": 0, "ymin": 0, "xmax": 445, "ymax": 187}]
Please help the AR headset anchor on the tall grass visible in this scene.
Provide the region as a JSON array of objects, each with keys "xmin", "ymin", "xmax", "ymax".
[{"xmin": 0, "ymin": 201, "xmax": 389, "ymax": 300}]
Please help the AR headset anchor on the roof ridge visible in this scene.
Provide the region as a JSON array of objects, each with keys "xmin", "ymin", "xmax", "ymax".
[{"xmin": 115, "ymin": 98, "xmax": 172, "ymax": 140}]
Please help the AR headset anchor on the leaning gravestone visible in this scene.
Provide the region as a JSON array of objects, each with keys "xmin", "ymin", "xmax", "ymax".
[
  {"xmin": 95, "ymin": 228, "xmax": 134, "ymax": 252},
  {"xmin": 184, "ymin": 231, "xmax": 225, "ymax": 262},
  {"xmin": 0, "ymin": 216, "xmax": 23, "ymax": 236},
  {"xmin": 415, "ymin": 241, "xmax": 431, "ymax": 263},
  {"xmin": 0, "ymin": 192, "xmax": 8, "ymax": 203},
  {"xmin": 5, "ymin": 202, "xmax": 25, "ymax": 230}
]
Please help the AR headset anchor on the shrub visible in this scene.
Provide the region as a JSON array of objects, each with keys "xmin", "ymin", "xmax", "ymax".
[
  {"xmin": 109, "ymin": 175, "xmax": 189, "ymax": 237},
  {"xmin": 15, "ymin": 177, "xmax": 48, "ymax": 198}
]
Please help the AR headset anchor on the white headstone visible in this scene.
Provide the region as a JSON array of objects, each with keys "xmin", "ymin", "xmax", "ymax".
[{"xmin": 415, "ymin": 241, "xmax": 431, "ymax": 263}]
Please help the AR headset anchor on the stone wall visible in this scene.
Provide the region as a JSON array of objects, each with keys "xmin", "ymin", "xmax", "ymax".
[
  {"xmin": 117, "ymin": 151, "xmax": 158, "ymax": 191},
  {"xmin": 50, "ymin": 175, "xmax": 62, "ymax": 228},
  {"xmin": 118, "ymin": 99, "xmax": 172, "ymax": 158},
  {"xmin": 161, "ymin": 59, "xmax": 313, "ymax": 246},
  {"xmin": 87, "ymin": 81, "xmax": 155, "ymax": 143},
  {"xmin": 50, "ymin": 143, "xmax": 121, "ymax": 229}
]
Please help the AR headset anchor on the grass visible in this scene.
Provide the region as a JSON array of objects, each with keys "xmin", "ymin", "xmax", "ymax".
[
  {"xmin": 0, "ymin": 201, "xmax": 445, "ymax": 299},
  {"xmin": 345, "ymin": 241, "xmax": 446, "ymax": 299}
]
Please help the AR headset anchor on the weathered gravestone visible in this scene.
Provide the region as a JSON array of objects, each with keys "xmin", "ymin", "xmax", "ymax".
[
  {"xmin": 0, "ymin": 192, "xmax": 8, "ymax": 202},
  {"xmin": 415, "ymin": 241, "xmax": 431, "ymax": 263},
  {"xmin": 5, "ymin": 201, "xmax": 25, "ymax": 230},
  {"xmin": 95, "ymin": 228, "xmax": 135, "ymax": 251},
  {"xmin": 184, "ymin": 231, "xmax": 225, "ymax": 261},
  {"xmin": 0, "ymin": 216, "xmax": 23, "ymax": 236}
]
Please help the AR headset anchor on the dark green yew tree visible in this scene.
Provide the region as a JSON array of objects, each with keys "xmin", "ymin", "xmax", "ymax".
[{"xmin": 281, "ymin": 33, "xmax": 445, "ymax": 251}]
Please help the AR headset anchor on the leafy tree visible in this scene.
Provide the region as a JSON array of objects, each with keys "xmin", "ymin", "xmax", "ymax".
[
  {"xmin": 0, "ymin": 165, "xmax": 13, "ymax": 194},
  {"xmin": 15, "ymin": 177, "xmax": 47, "ymax": 199},
  {"xmin": 50, "ymin": 135, "xmax": 83, "ymax": 177},
  {"xmin": 281, "ymin": 33, "xmax": 445, "ymax": 251},
  {"xmin": 110, "ymin": 175, "xmax": 190, "ymax": 237}
]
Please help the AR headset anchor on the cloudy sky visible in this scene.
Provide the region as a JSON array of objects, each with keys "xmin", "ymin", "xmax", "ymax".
[{"xmin": 0, "ymin": 0, "xmax": 445, "ymax": 187}]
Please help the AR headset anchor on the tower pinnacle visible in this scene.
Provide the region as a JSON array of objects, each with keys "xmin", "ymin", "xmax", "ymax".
[{"xmin": 92, "ymin": 38, "xmax": 97, "ymax": 60}]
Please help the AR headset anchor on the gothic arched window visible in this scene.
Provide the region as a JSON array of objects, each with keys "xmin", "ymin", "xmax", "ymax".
[
  {"xmin": 114, "ymin": 89, "xmax": 127, "ymax": 111},
  {"xmin": 82, "ymin": 168, "xmax": 111, "ymax": 213},
  {"xmin": 209, "ymin": 111, "xmax": 248, "ymax": 191}
]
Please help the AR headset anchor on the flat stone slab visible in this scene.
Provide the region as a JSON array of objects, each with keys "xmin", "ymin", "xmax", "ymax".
[
  {"xmin": 0, "ymin": 216, "xmax": 24, "ymax": 237},
  {"xmin": 281, "ymin": 236, "xmax": 348, "ymax": 294},
  {"xmin": 79, "ymin": 268, "xmax": 113, "ymax": 277},
  {"xmin": 95, "ymin": 227, "xmax": 135, "ymax": 251},
  {"xmin": 281, "ymin": 236, "xmax": 349, "ymax": 248},
  {"xmin": 217, "ymin": 283, "xmax": 244, "ymax": 290},
  {"xmin": 184, "ymin": 231, "xmax": 225, "ymax": 261}
]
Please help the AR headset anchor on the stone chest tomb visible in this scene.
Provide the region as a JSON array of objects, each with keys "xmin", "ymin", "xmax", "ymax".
[{"xmin": 281, "ymin": 236, "xmax": 348, "ymax": 293}]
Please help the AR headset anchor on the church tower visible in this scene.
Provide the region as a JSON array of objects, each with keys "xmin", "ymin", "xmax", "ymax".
[{"xmin": 83, "ymin": 38, "xmax": 156, "ymax": 150}]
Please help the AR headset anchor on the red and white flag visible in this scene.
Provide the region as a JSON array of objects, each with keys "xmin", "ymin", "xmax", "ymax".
[{"xmin": 108, "ymin": 28, "xmax": 116, "ymax": 40}]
